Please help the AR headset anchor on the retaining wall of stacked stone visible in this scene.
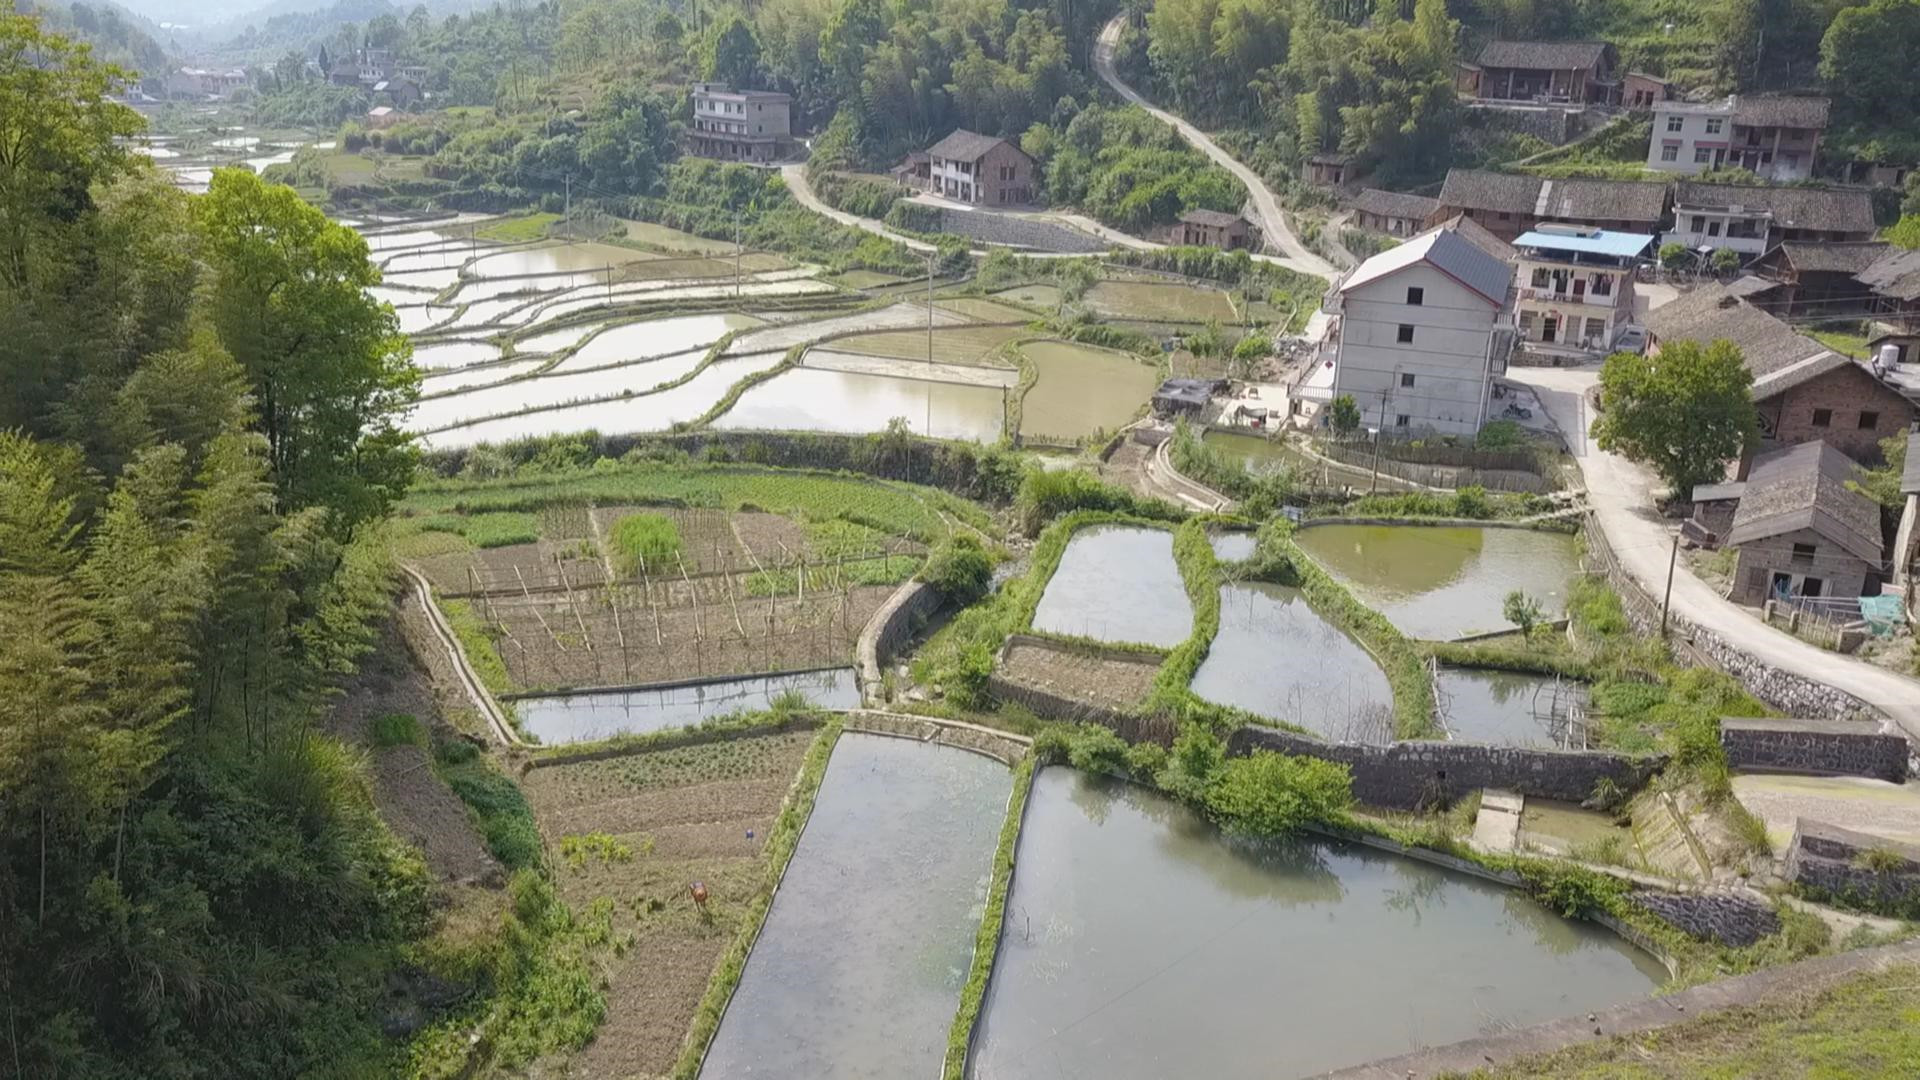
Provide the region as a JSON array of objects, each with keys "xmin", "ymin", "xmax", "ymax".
[
  {"xmin": 1786, "ymin": 819, "xmax": 1920, "ymax": 912},
  {"xmin": 1229, "ymin": 725, "xmax": 1667, "ymax": 811},
  {"xmin": 1629, "ymin": 890, "xmax": 1781, "ymax": 947},
  {"xmin": 1719, "ymin": 717, "xmax": 1910, "ymax": 783}
]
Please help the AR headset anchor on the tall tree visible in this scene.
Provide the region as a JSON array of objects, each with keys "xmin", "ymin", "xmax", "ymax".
[{"xmin": 1592, "ymin": 340, "xmax": 1757, "ymax": 497}]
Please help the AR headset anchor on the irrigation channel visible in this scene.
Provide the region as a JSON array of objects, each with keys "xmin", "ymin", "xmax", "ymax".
[{"xmin": 967, "ymin": 769, "xmax": 1666, "ymax": 1080}]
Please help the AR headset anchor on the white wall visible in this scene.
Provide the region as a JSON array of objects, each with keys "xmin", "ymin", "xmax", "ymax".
[
  {"xmin": 1646, "ymin": 105, "xmax": 1732, "ymax": 175},
  {"xmin": 1331, "ymin": 263, "xmax": 1504, "ymax": 437},
  {"xmin": 1667, "ymin": 208, "xmax": 1770, "ymax": 257}
]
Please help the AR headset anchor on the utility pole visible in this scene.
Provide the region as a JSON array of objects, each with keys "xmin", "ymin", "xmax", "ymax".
[
  {"xmin": 926, "ymin": 245, "xmax": 936, "ymax": 436},
  {"xmin": 1660, "ymin": 532, "xmax": 1679, "ymax": 637},
  {"xmin": 734, "ymin": 212, "xmax": 743, "ymax": 298},
  {"xmin": 563, "ymin": 174, "xmax": 571, "ymax": 240}
]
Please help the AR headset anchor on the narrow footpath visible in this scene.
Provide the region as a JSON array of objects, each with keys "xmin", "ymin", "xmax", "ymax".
[
  {"xmin": 1512, "ymin": 364, "xmax": 1920, "ymax": 745},
  {"xmin": 1092, "ymin": 15, "xmax": 1338, "ymax": 280}
]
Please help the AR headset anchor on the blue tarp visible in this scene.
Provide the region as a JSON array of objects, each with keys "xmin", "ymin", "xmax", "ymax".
[
  {"xmin": 1857, "ymin": 595, "xmax": 1904, "ymax": 637},
  {"xmin": 1512, "ymin": 230, "xmax": 1654, "ymax": 258}
]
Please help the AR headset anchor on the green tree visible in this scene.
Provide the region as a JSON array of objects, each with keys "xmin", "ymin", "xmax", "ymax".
[
  {"xmin": 0, "ymin": 15, "xmax": 143, "ymax": 292},
  {"xmin": 700, "ymin": 13, "xmax": 763, "ymax": 88},
  {"xmin": 1821, "ymin": 0, "xmax": 1920, "ymax": 129},
  {"xmin": 1204, "ymin": 750, "xmax": 1353, "ymax": 833},
  {"xmin": 1849, "ymin": 427, "xmax": 1908, "ymax": 507},
  {"xmin": 1503, "ymin": 588, "xmax": 1545, "ymax": 637},
  {"xmin": 1658, "ymin": 241, "xmax": 1693, "ymax": 271},
  {"xmin": 1711, "ymin": 247, "xmax": 1741, "ymax": 272},
  {"xmin": 196, "ymin": 169, "xmax": 419, "ymax": 527},
  {"xmin": 1888, "ymin": 214, "xmax": 1920, "ymax": 249},
  {"xmin": 1328, "ymin": 393, "xmax": 1361, "ymax": 434},
  {"xmin": 1592, "ymin": 340, "xmax": 1757, "ymax": 497}
]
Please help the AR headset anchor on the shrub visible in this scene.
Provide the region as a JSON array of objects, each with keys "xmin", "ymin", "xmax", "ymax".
[
  {"xmin": 1066, "ymin": 725, "xmax": 1132, "ymax": 776},
  {"xmin": 608, "ymin": 512, "xmax": 682, "ymax": 575},
  {"xmin": 1203, "ymin": 750, "xmax": 1353, "ymax": 834},
  {"xmin": 437, "ymin": 743, "xmax": 541, "ymax": 870},
  {"xmin": 370, "ymin": 712, "xmax": 423, "ymax": 747},
  {"xmin": 1014, "ymin": 468, "xmax": 1180, "ymax": 536},
  {"xmin": 1125, "ymin": 741, "xmax": 1169, "ymax": 780},
  {"xmin": 1475, "ymin": 419, "xmax": 1526, "ymax": 449},
  {"xmin": 1503, "ymin": 589, "xmax": 1545, "ymax": 637},
  {"xmin": 1328, "ymin": 394, "xmax": 1360, "ymax": 434},
  {"xmin": 1031, "ymin": 727, "xmax": 1074, "ymax": 764},
  {"xmin": 919, "ymin": 534, "xmax": 994, "ymax": 605}
]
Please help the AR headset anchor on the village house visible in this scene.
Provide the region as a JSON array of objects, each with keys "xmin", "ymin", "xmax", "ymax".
[
  {"xmin": 1173, "ymin": 210, "xmax": 1250, "ymax": 250},
  {"xmin": 1665, "ymin": 182, "xmax": 1877, "ymax": 263},
  {"xmin": 687, "ymin": 83, "xmax": 793, "ymax": 164},
  {"xmin": 365, "ymin": 105, "xmax": 400, "ymax": 129},
  {"xmin": 1890, "ymin": 425, "xmax": 1920, "ymax": 590},
  {"xmin": 1709, "ymin": 441, "xmax": 1885, "ymax": 606},
  {"xmin": 1623, "ymin": 72, "xmax": 1672, "ymax": 110},
  {"xmin": 1857, "ymin": 248, "xmax": 1920, "ymax": 366},
  {"xmin": 1352, "ymin": 189, "xmax": 1440, "ymax": 237},
  {"xmin": 1511, "ymin": 226, "xmax": 1652, "ymax": 358},
  {"xmin": 1745, "ymin": 241, "xmax": 1887, "ymax": 318},
  {"xmin": 1326, "ymin": 225, "xmax": 1517, "ymax": 438},
  {"xmin": 1428, "ymin": 169, "xmax": 1667, "ymax": 241},
  {"xmin": 373, "ymin": 77, "xmax": 422, "ymax": 111},
  {"xmin": 164, "ymin": 67, "xmax": 247, "ymax": 100},
  {"xmin": 1645, "ymin": 95, "xmax": 1830, "ymax": 182},
  {"xmin": 1645, "ymin": 283, "xmax": 1914, "ymax": 462},
  {"xmin": 918, "ymin": 130, "xmax": 1035, "ymax": 206},
  {"xmin": 1304, "ymin": 152, "xmax": 1354, "ymax": 187},
  {"xmin": 1455, "ymin": 40, "xmax": 1619, "ymax": 105}
]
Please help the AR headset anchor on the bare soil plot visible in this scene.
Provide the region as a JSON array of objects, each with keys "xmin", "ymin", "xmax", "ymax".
[
  {"xmin": 519, "ymin": 731, "xmax": 818, "ymax": 1077},
  {"xmin": 411, "ymin": 539, "xmax": 605, "ymax": 596},
  {"xmin": 615, "ymin": 218, "xmax": 741, "ymax": 255},
  {"xmin": 936, "ymin": 296, "xmax": 1042, "ymax": 323},
  {"xmin": 1085, "ymin": 280, "xmax": 1238, "ymax": 323},
  {"xmin": 998, "ymin": 636, "xmax": 1161, "ymax": 711}
]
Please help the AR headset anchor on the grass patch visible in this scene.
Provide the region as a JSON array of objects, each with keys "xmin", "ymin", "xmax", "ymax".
[
  {"xmin": 478, "ymin": 212, "xmax": 561, "ymax": 244},
  {"xmin": 416, "ymin": 510, "xmax": 542, "ymax": 548},
  {"xmin": 1458, "ymin": 961, "xmax": 1920, "ymax": 1078},
  {"xmin": 942, "ymin": 755, "xmax": 1035, "ymax": 1079},
  {"xmin": 433, "ymin": 738, "xmax": 542, "ymax": 871},
  {"xmin": 439, "ymin": 598, "xmax": 517, "ymax": 698},
  {"xmin": 370, "ymin": 712, "xmax": 424, "ymax": 748},
  {"xmin": 608, "ymin": 512, "xmax": 683, "ymax": 576},
  {"xmin": 743, "ymin": 554, "xmax": 920, "ymax": 597},
  {"xmin": 1151, "ymin": 517, "xmax": 1225, "ymax": 707},
  {"xmin": 671, "ymin": 720, "xmax": 842, "ymax": 1079}
]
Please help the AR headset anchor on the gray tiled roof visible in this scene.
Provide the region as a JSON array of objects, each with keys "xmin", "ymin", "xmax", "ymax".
[
  {"xmin": 1767, "ymin": 241, "xmax": 1889, "ymax": 274},
  {"xmin": 1426, "ymin": 213, "xmax": 1517, "ymax": 262},
  {"xmin": 1856, "ymin": 248, "xmax": 1920, "ymax": 302},
  {"xmin": 1339, "ymin": 225, "xmax": 1514, "ymax": 306},
  {"xmin": 1353, "ymin": 188, "xmax": 1441, "ymax": 221},
  {"xmin": 1643, "ymin": 283, "xmax": 1829, "ymax": 380},
  {"xmin": 1672, "ymin": 182, "xmax": 1875, "ymax": 235},
  {"xmin": 1474, "ymin": 40, "xmax": 1611, "ymax": 71},
  {"xmin": 1178, "ymin": 209, "xmax": 1244, "ymax": 227},
  {"xmin": 1435, "ymin": 170, "xmax": 1665, "ymax": 224},
  {"xmin": 927, "ymin": 129, "xmax": 1015, "ymax": 163},
  {"xmin": 1436, "ymin": 169, "xmax": 1543, "ymax": 214},
  {"xmin": 1726, "ymin": 441, "xmax": 1883, "ymax": 563},
  {"xmin": 1732, "ymin": 95, "xmax": 1831, "ymax": 130}
]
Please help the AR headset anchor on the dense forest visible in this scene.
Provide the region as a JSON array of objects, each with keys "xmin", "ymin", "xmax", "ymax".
[{"xmin": 0, "ymin": 15, "xmax": 430, "ymax": 1076}]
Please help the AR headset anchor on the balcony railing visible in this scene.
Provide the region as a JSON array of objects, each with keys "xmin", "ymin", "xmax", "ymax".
[{"xmin": 1520, "ymin": 287, "xmax": 1621, "ymax": 306}]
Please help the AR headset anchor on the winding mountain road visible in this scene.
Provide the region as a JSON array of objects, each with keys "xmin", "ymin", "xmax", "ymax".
[
  {"xmin": 1092, "ymin": 15, "xmax": 1337, "ymax": 280},
  {"xmin": 781, "ymin": 163, "xmax": 936, "ymax": 253}
]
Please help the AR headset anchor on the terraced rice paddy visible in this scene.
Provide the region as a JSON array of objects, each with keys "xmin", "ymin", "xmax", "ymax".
[
  {"xmin": 713, "ymin": 366, "xmax": 1008, "ymax": 441},
  {"xmin": 1084, "ymin": 279, "xmax": 1238, "ymax": 322},
  {"xmin": 1017, "ymin": 340, "xmax": 1159, "ymax": 440},
  {"xmin": 1032, "ymin": 526, "xmax": 1191, "ymax": 647},
  {"xmin": 832, "ymin": 323, "xmax": 1026, "ymax": 365}
]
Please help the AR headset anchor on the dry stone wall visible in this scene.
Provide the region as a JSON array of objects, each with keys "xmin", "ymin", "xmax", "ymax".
[
  {"xmin": 1629, "ymin": 890, "xmax": 1780, "ymax": 948},
  {"xmin": 1786, "ymin": 819, "xmax": 1920, "ymax": 913},
  {"xmin": 1719, "ymin": 717, "xmax": 1910, "ymax": 783}
]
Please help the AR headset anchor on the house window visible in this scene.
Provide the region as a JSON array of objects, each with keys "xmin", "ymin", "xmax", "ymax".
[
  {"xmin": 1811, "ymin": 408, "xmax": 1832, "ymax": 427},
  {"xmin": 1406, "ymin": 286, "xmax": 1424, "ymax": 306},
  {"xmin": 1784, "ymin": 153, "xmax": 1801, "ymax": 170},
  {"xmin": 1694, "ymin": 146, "xmax": 1712, "ymax": 164},
  {"xmin": 1585, "ymin": 317, "xmax": 1606, "ymax": 341},
  {"xmin": 1532, "ymin": 268, "xmax": 1550, "ymax": 287},
  {"xmin": 1395, "ymin": 414, "xmax": 1410, "ymax": 428},
  {"xmin": 1498, "ymin": 211, "xmax": 1511, "ymax": 221},
  {"xmin": 1400, "ymin": 372, "xmax": 1416, "ymax": 387},
  {"xmin": 1661, "ymin": 144, "xmax": 1679, "ymax": 162},
  {"xmin": 1707, "ymin": 221, "xmax": 1722, "ymax": 237},
  {"xmin": 1518, "ymin": 311, "xmax": 1536, "ymax": 335},
  {"xmin": 1705, "ymin": 117, "xmax": 1724, "ymax": 134},
  {"xmin": 1396, "ymin": 324, "xmax": 1415, "ymax": 344},
  {"xmin": 1860, "ymin": 411, "xmax": 1880, "ymax": 429},
  {"xmin": 1792, "ymin": 542, "xmax": 1817, "ymax": 560},
  {"xmin": 1690, "ymin": 215, "xmax": 1706, "ymax": 232},
  {"xmin": 1666, "ymin": 114, "xmax": 1683, "ymax": 132}
]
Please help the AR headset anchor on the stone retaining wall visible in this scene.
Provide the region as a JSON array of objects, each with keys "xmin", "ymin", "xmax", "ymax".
[
  {"xmin": 1230, "ymin": 725, "xmax": 1666, "ymax": 811},
  {"xmin": 1720, "ymin": 717, "xmax": 1910, "ymax": 783},
  {"xmin": 928, "ymin": 207, "xmax": 1111, "ymax": 254},
  {"xmin": 1786, "ymin": 818, "xmax": 1920, "ymax": 912},
  {"xmin": 857, "ymin": 579, "xmax": 943, "ymax": 702},
  {"xmin": 985, "ymin": 672, "xmax": 1176, "ymax": 745},
  {"xmin": 1629, "ymin": 890, "xmax": 1780, "ymax": 948}
]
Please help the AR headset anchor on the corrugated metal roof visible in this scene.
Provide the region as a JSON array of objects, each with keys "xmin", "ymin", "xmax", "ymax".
[
  {"xmin": 1339, "ymin": 226, "xmax": 1514, "ymax": 307},
  {"xmin": 1513, "ymin": 229, "xmax": 1654, "ymax": 258}
]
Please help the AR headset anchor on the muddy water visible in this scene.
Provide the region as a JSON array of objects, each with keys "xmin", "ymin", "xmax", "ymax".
[
  {"xmin": 418, "ymin": 353, "xmax": 785, "ymax": 448},
  {"xmin": 1018, "ymin": 341, "xmax": 1159, "ymax": 440},
  {"xmin": 1191, "ymin": 583, "xmax": 1393, "ymax": 738},
  {"xmin": 465, "ymin": 241, "xmax": 656, "ymax": 276},
  {"xmin": 1293, "ymin": 525, "xmax": 1578, "ymax": 641},
  {"xmin": 1437, "ymin": 668, "xmax": 1585, "ymax": 748},
  {"xmin": 1209, "ymin": 531, "xmax": 1256, "ymax": 561},
  {"xmin": 513, "ymin": 668, "xmax": 859, "ymax": 743},
  {"xmin": 969, "ymin": 770, "xmax": 1664, "ymax": 1080},
  {"xmin": 1032, "ymin": 526, "xmax": 1191, "ymax": 647},
  {"xmin": 1202, "ymin": 429, "xmax": 1418, "ymax": 491},
  {"xmin": 701, "ymin": 734, "xmax": 1011, "ymax": 1079},
  {"xmin": 407, "ymin": 348, "xmax": 716, "ymax": 429},
  {"xmin": 550, "ymin": 313, "xmax": 761, "ymax": 371},
  {"xmin": 712, "ymin": 367, "xmax": 1006, "ymax": 442},
  {"xmin": 411, "ymin": 341, "xmax": 502, "ymax": 370}
]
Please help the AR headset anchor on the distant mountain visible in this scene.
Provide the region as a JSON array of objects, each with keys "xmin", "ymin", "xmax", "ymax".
[{"xmin": 17, "ymin": 0, "xmax": 172, "ymax": 78}]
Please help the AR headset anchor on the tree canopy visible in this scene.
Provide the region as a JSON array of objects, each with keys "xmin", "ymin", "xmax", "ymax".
[{"xmin": 1592, "ymin": 340, "xmax": 1758, "ymax": 498}]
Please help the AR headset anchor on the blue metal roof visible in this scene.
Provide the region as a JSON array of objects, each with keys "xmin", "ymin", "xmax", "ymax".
[{"xmin": 1513, "ymin": 229, "xmax": 1654, "ymax": 258}]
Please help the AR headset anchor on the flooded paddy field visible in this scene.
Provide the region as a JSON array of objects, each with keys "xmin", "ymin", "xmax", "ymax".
[
  {"xmin": 968, "ymin": 769, "xmax": 1665, "ymax": 1080},
  {"xmin": 406, "ymin": 350, "xmax": 720, "ymax": 431},
  {"xmin": 1032, "ymin": 526, "xmax": 1191, "ymax": 647},
  {"xmin": 1084, "ymin": 280, "xmax": 1238, "ymax": 323},
  {"xmin": 1209, "ymin": 530, "xmax": 1256, "ymax": 561},
  {"xmin": 1190, "ymin": 582, "xmax": 1393, "ymax": 738},
  {"xmin": 546, "ymin": 314, "xmax": 763, "ymax": 372},
  {"xmin": 701, "ymin": 734, "xmax": 1011, "ymax": 1078},
  {"xmin": 1018, "ymin": 341, "xmax": 1159, "ymax": 441},
  {"xmin": 988, "ymin": 284, "xmax": 1063, "ymax": 308},
  {"xmin": 512, "ymin": 668, "xmax": 860, "ymax": 743},
  {"xmin": 832, "ymin": 323, "xmax": 1026, "ymax": 365},
  {"xmin": 1437, "ymin": 668, "xmax": 1587, "ymax": 748},
  {"xmin": 419, "ymin": 357, "xmax": 547, "ymax": 394},
  {"xmin": 1293, "ymin": 525, "xmax": 1579, "ymax": 640},
  {"xmin": 713, "ymin": 366, "xmax": 1008, "ymax": 442},
  {"xmin": 411, "ymin": 340, "xmax": 503, "ymax": 370}
]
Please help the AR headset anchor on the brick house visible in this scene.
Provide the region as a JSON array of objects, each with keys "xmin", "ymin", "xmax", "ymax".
[
  {"xmin": 1352, "ymin": 188, "xmax": 1440, "ymax": 237},
  {"xmin": 688, "ymin": 83, "xmax": 793, "ymax": 163},
  {"xmin": 1745, "ymin": 241, "xmax": 1887, "ymax": 318},
  {"xmin": 1719, "ymin": 442, "xmax": 1884, "ymax": 605},
  {"xmin": 923, "ymin": 130, "xmax": 1035, "ymax": 206},
  {"xmin": 1173, "ymin": 209, "xmax": 1250, "ymax": 249},
  {"xmin": 1622, "ymin": 72, "xmax": 1671, "ymax": 109},
  {"xmin": 1645, "ymin": 283, "xmax": 1915, "ymax": 464},
  {"xmin": 1456, "ymin": 40, "xmax": 1619, "ymax": 105},
  {"xmin": 1427, "ymin": 169, "xmax": 1666, "ymax": 241},
  {"xmin": 1666, "ymin": 182, "xmax": 1877, "ymax": 263}
]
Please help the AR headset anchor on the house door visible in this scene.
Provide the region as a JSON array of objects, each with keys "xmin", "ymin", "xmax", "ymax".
[
  {"xmin": 1802, "ymin": 577, "xmax": 1824, "ymax": 598},
  {"xmin": 1714, "ymin": 149, "xmax": 1726, "ymax": 169},
  {"xmin": 1573, "ymin": 279, "xmax": 1586, "ymax": 300},
  {"xmin": 1542, "ymin": 316, "xmax": 1558, "ymax": 343}
]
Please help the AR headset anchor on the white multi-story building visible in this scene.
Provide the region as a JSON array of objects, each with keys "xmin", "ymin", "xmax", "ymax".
[
  {"xmin": 1646, "ymin": 95, "xmax": 1829, "ymax": 182},
  {"xmin": 1511, "ymin": 225, "xmax": 1652, "ymax": 358},
  {"xmin": 1327, "ymin": 226, "xmax": 1517, "ymax": 437},
  {"xmin": 688, "ymin": 83, "xmax": 793, "ymax": 164}
]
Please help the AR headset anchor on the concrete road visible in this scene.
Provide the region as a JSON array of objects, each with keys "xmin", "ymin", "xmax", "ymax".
[
  {"xmin": 1512, "ymin": 364, "xmax": 1920, "ymax": 744},
  {"xmin": 1093, "ymin": 15, "xmax": 1337, "ymax": 280},
  {"xmin": 780, "ymin": 163, "xmax": 935, "ymax": 253}
]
